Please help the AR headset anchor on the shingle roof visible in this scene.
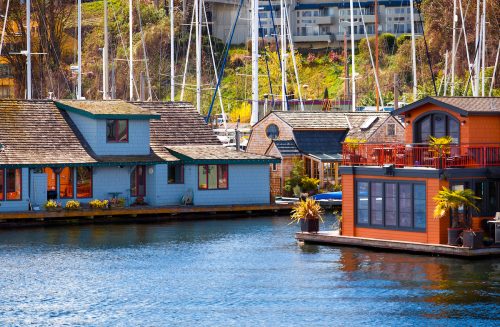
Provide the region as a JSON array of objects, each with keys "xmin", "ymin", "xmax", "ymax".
[
  {"xmin": 293, "ymin": 130, "xmax": 347, "ymax": 162},
  {"xmin": 392, "ymin": 96, "xmax": 500, "ymax": 116},
  {"xmin": 272, "ymin": 111, "xmax": 350, "ymax": 129},
  {"xmin": 344, "ymin": 112, "xmax": 394, "ymax": 140},
  {"xmin": 272, "ymin": 140, "xmax": 301, "ymax": 157},
  {"xmin": 0, "ymin": 100, "xmax": 97, "ymax": 166},
  {"xmin": 167, "ymin": 145, "xmax": 279, "ymax": 164},
  {"xmin": 132, "ymin": 102, "xmax": 221, "ymax": 161},
  {"xmin": 56, "ymin": 100, "xmax": 161, "ymax": 119}
]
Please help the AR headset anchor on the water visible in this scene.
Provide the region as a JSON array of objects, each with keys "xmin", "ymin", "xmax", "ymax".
[{"xmin": 0, "ymin": 216, "xmax": 498, "ymax": 326}]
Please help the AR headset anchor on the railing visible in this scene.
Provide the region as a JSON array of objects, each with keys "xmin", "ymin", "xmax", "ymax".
[{"xmin": 342, "ymin": 143, "xmax": 500, "ymax": 169}]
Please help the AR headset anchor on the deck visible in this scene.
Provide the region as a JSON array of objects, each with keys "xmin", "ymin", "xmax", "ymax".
[
  {"xmin": 296, "ymin": 231, "xmax": 500, "ymax": 258},
  {"xmin": 0, "ymin": 203, "xmax": 293, "ymax": 226}
]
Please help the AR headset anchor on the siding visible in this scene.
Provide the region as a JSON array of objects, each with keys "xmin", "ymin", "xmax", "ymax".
[{"xmin": 247, "ymin": 113, "xmax": 295, "ymax": 155}]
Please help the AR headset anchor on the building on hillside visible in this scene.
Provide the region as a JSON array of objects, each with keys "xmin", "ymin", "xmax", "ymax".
[
  {"xmin": 340, "ymin": 96, "xmax": 500, "ymax": 246},
  {"xmin": 0, "ymin": 57, "xmax": 14, "ymax": 99},
  {"xmin": 206, "ymin": 0, "xmax": 423, "ymax": 48},
  {"xmin": 246, "ymin": 110, "xmax": 404, "ymax": 195},
  {"xmin": 0, "ymin": 100, "xmax": 278, "ymax": 212}
]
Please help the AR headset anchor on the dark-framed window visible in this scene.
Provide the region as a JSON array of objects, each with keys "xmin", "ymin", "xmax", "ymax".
[
  {"xmin": 271, "ymin": 163, "xmax": 278, "ymax": 171},
  {"xmin": 5, "ymin": 168, "xmax": 22, "ymax": 201},
  {"xmin": 414, "ymin": 113, "xmax": 459, "ymax": 144},
  {"xmin": 386, "ymin": 123, "xmax": 396, "ymax": 136},
  {"xmin": 0, "ymin": 169, "xmax": 4, "ymax": 201},
  {"xmin": 131, "ymin": 165, "xmax": 146, "ymax": 197},
  {"xmin": 198, "ymin": 165, "xmax": 228, "ymax": 190},
  {"xmin": 266, "ymin": 124, "xmax": 279, "ymax": 140},
  {"xmin": 59, "ymin": 167, "xmax": 74, "ymax": 199},
  {"xmin": 356, "ymin": 179, "xmax": 426, "ymax": 231},
  {"xmin": 450, "ymin": 179, "xmax": 499, "ymax": 217},
  {"xmin": 76, "ymin": 167, "xmax": 93, "ymax": 198},
  {"xmin": 168, "ymin": 164, "xmax": 184, "ymax": 184},
  {"xmin": 106, "ymin": 119, "xmax": 129, "ymax": 143}
]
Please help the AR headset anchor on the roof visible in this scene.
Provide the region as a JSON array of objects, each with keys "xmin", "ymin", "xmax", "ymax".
[
  {"xmin": 272, "ymin": 140, "xmax": 301, "ymax": 157},
  {"xmin": 0, "ymin": 100, "xmax": 97, "ymax": 167},
  {"xmin": 271, "ymin": 111, "xmax": 350, "ymax": 129},
  {"xmin": 56, "ymin": 100, "xmax": 161, "ymax": 120},
  {"xmin": 344, "ymin": 112, "xmax": 396, "ymax": 140},
  {"xmin": 167, "ymin": 145, "xmax": 280, "ymax": 164},
  {"xmin": 293, "ymin": 130, "xmax": 347, "ymax": 162},
  {"xmin": 133, "ymin": 101, "xmax": 222, "ymax": 162},
  {"xmin": 392, "ymin": 96, "xmax": 500, "ymax": 116}
]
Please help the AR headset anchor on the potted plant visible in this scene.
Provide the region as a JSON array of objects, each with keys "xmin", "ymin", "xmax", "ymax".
[
  {"xmin": 433, "ymin": 187, "xmax": 482, "ymax": 248},
  {"xmin": 429, "ymin": 136, "xmax": 453, "ymax": 168},
  {"xmin": 290, "ymin": 198, "xmax": 324, "ymax": 233},
  {"xmin": 64, "ymin": 200, "xmax": 81, "ymax": 211},
  {"xmin": 89, "ymin": 199, "xmax": 109, "ymax": 209},
  {"xmin": 44, "ymin": 200, "xmax": 62, "ymax": 211}
]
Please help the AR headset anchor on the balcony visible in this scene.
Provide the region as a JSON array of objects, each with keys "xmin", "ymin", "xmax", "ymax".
[
  {"xmin": 293, "ymin": 34, "xmax": 334, "ymax": 43},
  {"xmin": 315, "ymin": 16, "xmax": 335, "ymax": 25},
  {"xmin": 342, "ymin": 143, "xmax": 500, "ymax": 169}
]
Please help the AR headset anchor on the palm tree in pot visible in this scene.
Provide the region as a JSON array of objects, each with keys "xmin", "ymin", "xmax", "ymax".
[
  {"xmin": 433, "ymin": 187, "xmax": 482, "ymax": 248},
  {"xmin": 290, "ymin": 198, "xmax": 324, "ymax": 233}
]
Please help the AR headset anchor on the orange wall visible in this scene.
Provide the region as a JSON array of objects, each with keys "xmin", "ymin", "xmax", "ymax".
[
  {"xmin": 403, "ymin": 103, "xmax": 500, "ymax": 144},
  {"xmin": 342, "ymin": 174, "xmax": 449, "ymax": 245}
]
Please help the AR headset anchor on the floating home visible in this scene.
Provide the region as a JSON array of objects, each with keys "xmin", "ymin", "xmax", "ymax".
[
  {"xmin": 0, "ymin": 100, "xmax": 278, "ymax": 212},
  {"xmin": 246, "ymin": 111, "xmax": 403, "ymax": 195},
  {"xmin": 340, "ymin": 97, "xmax": 500, "ymax": 245}
]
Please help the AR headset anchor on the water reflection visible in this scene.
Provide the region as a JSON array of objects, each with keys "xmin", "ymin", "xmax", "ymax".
[{"xmin": 0, "ymin": 216, "xmax": 498, "ymax": 326}]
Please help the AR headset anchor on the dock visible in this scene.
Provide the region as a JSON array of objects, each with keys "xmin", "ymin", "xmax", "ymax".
[
  {"xmin": 0, "ymin": 203, "xmax": 293, "ymax": 227},
  {"xmin": 296, "ymin": 231, "xmax": 500, "ymax": 258}
]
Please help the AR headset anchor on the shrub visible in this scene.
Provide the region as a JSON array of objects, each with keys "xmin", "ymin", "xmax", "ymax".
[
  {"xmin": 65, "ymin": 200, "xmax": 81, "ymax": 210},
  {"xmin": 89, "ymin": 199, "xmax": 109, "ymax": 209},
  {"xmin": 301, "ymin": 177, "xmax": 320, "ymax": 194}
]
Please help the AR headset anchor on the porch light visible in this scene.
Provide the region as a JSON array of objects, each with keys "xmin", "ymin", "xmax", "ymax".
[{"xmin": 461, "ymin": 120, "xmax": 466, "ymax": 126}]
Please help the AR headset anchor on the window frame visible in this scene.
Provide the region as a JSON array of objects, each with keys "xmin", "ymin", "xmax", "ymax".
[
  {"xmin": 0, "ymin": 168, "xmax": 4, "ymax": 201},
  {"xmin": 59, "ymin": 167, "xmax": 74, "ymax": 199},
  {"xmin": 355, "ymin": 179, "xmax": 426, "ymax": 232},
  {"xmin": 5, "ymin": 168, "xmax": 22, "ymax": 201},
  {"xmin": 106, "ymin": 119, "xmax": 129, "ymax": 143},
  {"xmin": 168, "ymin": 164, "xmax": 185, "ymax": 184},
  {"xmin": 386, "ymin": 123, "xmax": 396, "ymax": 136},
  {"xmin": 413, "ymin": 111, "xmax": 460, "ymax": 144},
  {"xmin": 198, "ymin": 164, "xmax": 229, "ymax": 190},
  {"xmin": 76, "ymin": 166, "xmax": 93, "ymax": 199},
  {"xmin": 130, "ymin": 165, "xmax": 147, "ymax": 197}
]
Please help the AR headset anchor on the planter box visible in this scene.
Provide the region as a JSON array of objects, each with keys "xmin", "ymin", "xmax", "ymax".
[
  {"xmin": 448, "ymin": 228, "xmax": 464, "ymax": 246},
  {"xmin": 300, "ymin": 219, "xmax": 320, "ymax": 233},
  {"xmin": 462, "ymin": 230, "xmax": 484, "ymax": 249}
]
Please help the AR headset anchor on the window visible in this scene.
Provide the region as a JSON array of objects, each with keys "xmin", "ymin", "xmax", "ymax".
[
  {"xmin": 414, "ymin": 113, "xmax": 460, "ymax": 143},
  {"xmin": 77, "ymin": 167, "xmax": 93, "ymax": 198},
  {"xmin": 386, "ymin": 123, "xmax": 396, "ymax": 136},
  {"xmin": 266, "ymin": 124, "xmax": 279, "ymax": 139},
  {"xmin": 130, "ymin": 165, "xmax": 146, "ymax": 197},
  {"xmin": 198, "ymin": 165, "xmax": 228, "ymax": 190},
  {"xmin": 451, "ymin": 179, "xmax": 500, "ymax": 217},
  {"xmin": 106, "ymin": 119, "xmax": 128, "ymax": 143},
  {"xmin": 0, "ymin": 169, "xmax": 3, "ymax": 200},
  {"xmin": 271, "ymin": 163, "xmax": 278, "ymax": 171},
  {"xmin": 168, "ymin": 164, "xmax": 184, "ymax": 184},
  {"xmin": 43, "ymin": 167, "xmax": 57, "ymax": 199},
  {"xmin": 356, "ymin": 180, "xmax": 426, "ymax": 231},
  {"xmin": 59, "ymin": 167, "xmax": 74, "ymax": 199},
  {"xmin": 6, "ymin": 168, "xmax": 21, "ymax": 200}
]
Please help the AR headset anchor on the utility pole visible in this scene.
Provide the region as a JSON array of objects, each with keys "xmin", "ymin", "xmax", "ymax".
[
  {"xmin": 280, "ymin": 0, "xmax": 287, "ymax": 111},
  {"xmin": 103, "ymin": 0, "xmax": 109, "ymax": 100},
  {"xmin": 170, "ymin": 0, "xmax": 175, "ymax": 101},
  {"xmin": 375, "ymin": 0, "xmax": 379, "ymax": 111},
  {"xmin": 195, "ymin": 0, "xmax": 202, "ymax": 113},
  {"xmin": 77, "ymin": 0, "xmax": 83, "ymax": 99},
  {"xmin": 443, "ymin": 50, "xmax": 449, "ymax": 96},
  {"xmin": 250, "ymin": 0, "xmax": 259, "ymax": 125},
  {"xmin": 451, "ymin": 0, "xmax": 457, "ymax": 95},
  {"xmin": 349, "ymin": 0, "xmax": 356, "ymax": 112},
  {"xmin": 129, "ymin": 0, "xmax": 134, "ymax": 101},
  {"xmin": 26, "ymin": 0, "xmax": 31, "ymax": 100},
  {"xmin": 410, "ymin": 0, "xmax": 417, "ymax": 101}
]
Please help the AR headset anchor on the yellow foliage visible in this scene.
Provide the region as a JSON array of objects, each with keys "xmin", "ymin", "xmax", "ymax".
[
  {"xmin": 290, "ymin": 198, "xmax": 324, "ymax": 224},
  {"xmin": 229, "ymin": 103, "xmax": 251, "ymax": 123}
]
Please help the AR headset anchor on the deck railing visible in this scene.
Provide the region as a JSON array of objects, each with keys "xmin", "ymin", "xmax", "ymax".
[{"xmin": 342, "ymin": 143, "xmax": 500, "ymax": 169}]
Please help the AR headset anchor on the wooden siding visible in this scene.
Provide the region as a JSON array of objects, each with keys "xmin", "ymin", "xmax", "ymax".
[
  {"xmin": 367, "ymin": 116, "xmax": 405, "ymax": 143},
  {"xmin": 246, "ymin": 114, "xmax": 295, "ymax": 155}
]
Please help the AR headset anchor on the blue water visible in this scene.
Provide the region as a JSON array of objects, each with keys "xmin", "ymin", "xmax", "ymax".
[{"xmin": 0, "ymin": 216, "xmax": 498, "ymax": 326}]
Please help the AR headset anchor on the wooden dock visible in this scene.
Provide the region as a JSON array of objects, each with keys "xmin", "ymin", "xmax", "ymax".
[
  {"xmin": 0, "ymin": 203, "xmax": 293, "ymax": 227},
  {"xmin": 296, "ymin": 231, "xmax": 500, "ymax": 258}
]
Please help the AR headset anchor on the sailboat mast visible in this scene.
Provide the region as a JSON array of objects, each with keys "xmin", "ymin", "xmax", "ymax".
[
  {"xmin": 77, "ymin": 0, "xmax": 83, "ymax": 99},
  {"xmin": 129, "ymin": 0, "xmax": 134, "ymax": 101},
  {"xmin": 103, "ymin": 0, "xmax": 109, "ymax": 100},
  {"xmin": 410, "ymin": 0, "xmax": 417, "ymax": 100},
  {"xmin": 474, "ymin": 0, "xmax": 480, "ymax": 96},
  {"xmin": 250, "ymin": 0, "xmax": 259, "ymax": 125},
  {"xmin": 443, "ymin": 50, "xmax": 449, "ymax": 96},
  {"xmin": 481, "ymin": 0, "xmax": 486, "ymax": 96},
  {"xmin": 196, "ymin": 0, "xmax": 202, "ymax": 113},
  {"xmin": 170, "ymin": 0, "xmax": 175, "ymax": 101},
  {"xmin": 375, "ymin": 0, "xmax": 379, "ymax": 111},
  {"xmin": 349, "ymin": 0, "xmax": 355, "ymax": 112},
  {"xmin": 280, "ymin": 0, "xmax": 286, "ymax": 111},
  {"xmin": 26, "ymin": 0, "xmax": 31, "ymax": 100},
  {"xmin": 451, "ymin": 0, "xmax": 457, "ymax": 96}
]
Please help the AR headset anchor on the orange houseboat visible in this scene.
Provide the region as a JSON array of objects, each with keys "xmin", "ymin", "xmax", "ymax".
[{"xmin": 340, "ymin": 97, "xmax": 500, "ymax": 246}]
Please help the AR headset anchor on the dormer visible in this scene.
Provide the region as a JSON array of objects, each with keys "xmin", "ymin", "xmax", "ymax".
[{"xmin": 55, "ymin": 100, "xmax": 161, "ymax": 156}]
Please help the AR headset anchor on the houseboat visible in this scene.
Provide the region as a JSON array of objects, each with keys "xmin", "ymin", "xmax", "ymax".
[{"xmin": 0, "ymin": 100, "xmax": 279, "ymax": 213}]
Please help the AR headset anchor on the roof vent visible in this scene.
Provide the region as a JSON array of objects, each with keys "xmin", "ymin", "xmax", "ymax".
[{"xmin": 360, "ymin": 116, "xmax": 379, "ymax": 130}]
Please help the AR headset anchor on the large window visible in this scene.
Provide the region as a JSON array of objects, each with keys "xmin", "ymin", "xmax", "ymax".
[
  {"xmin": 5, "ymin": 169, "xmax": 22, "ymax": 201},
  {"xmin": 414, "ymin": 113, "xmax": 460, "ymax": 144},
  {"xmin": 168, "ymin": 164, "xmax": 184, "ymax": 184},
  {"xmin": 0, "ymin": 169, "xmax": 4, "ymax": 200},
  {"xmin": 106, "ymin": 119, "xmax": 128, "ymax": 143},
  {"xmin": 198, "ymin": 165, "xmax": 228, "ymax": 190},
  {"xmin": 451, "ymin": 179, "xmax": 499, "ymax": 217},
  {"xmin": 77, "ymin": 167, "xmax": 93, "ymax": 198},
  {"xmin": 59, "ymin": 167, "xmax": 74, "ymax": 199},
  {"xmin": 356, "ymin": 180, "xmax": 426, "ymax": 231},
  {"xmin": 130, "ymin": 165, "xmax": 146, "ymax": 197}
]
